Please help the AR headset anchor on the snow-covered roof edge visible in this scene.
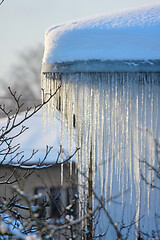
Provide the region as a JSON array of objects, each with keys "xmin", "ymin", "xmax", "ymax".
[
  {"xmin": 42, "ymin": 3, "xmax": 160, "ymax": 73},
  {"xmin": 2, "ymin": 162, "xmax": 75, "ymax": 170},
  {"xmin": 42, "ymin": 60, "xmax": 160, "ymax": 73}
]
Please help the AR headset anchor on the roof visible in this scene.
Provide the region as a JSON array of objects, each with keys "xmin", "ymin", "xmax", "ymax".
[
  {"xmin": 42, "ymin": 3, "xmax": 160, "ymax": 73},
  {"xmin": 0, "ymin": 110, "xmax": 73, "ymax": 167}
]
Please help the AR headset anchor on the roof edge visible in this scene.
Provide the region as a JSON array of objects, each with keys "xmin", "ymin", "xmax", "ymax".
[{"xmin": 42, "ymin": 60, "xmax": 160, "ymax": 73}]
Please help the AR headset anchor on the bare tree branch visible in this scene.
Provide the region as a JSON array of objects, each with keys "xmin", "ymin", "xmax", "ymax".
[
  {"xmin": 56, "ymin": 146, "xmax": 80, "ymax": 165},
  {"xmin": 0, "ymin": 85, "xmax": 61, "ymax": 166},
  {"xmin": 0, "ymin": 0, "xmax": 5, "ymax": 5}
]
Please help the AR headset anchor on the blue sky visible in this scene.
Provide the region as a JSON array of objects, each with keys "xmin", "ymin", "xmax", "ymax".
[{"xmin": 0, "ymin": 0, "xmax": 159, "ymax": 78}]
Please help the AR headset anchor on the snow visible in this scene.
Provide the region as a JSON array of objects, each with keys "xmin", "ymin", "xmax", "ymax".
[
  {"xmin": 0, "ymin": 217, "xmax": 40, "ymax": 240},
  {"xmin": 25, "ymin": 235, "xmax": 40, "ymax": 240},
  {"xmin": 43, "ymin": 3, "xmax": 160, "ymax": 71},
  {"xmin": 0, "ymin": 215, "xmax": 25, "ymax": 239},
  {"xmin": 0, "ymin": 110, "xmax": 69, "ymax": 166}
]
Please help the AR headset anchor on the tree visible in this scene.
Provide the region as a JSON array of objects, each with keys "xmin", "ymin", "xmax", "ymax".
[
  {"xmin": 0, "ymin": 87, "xmax": 121, "ymax": 240},
  {"xmin": 0, "ymin": 44, "xmax": 43, "ymax": 118},
  {"xmin": 0, "ymin": 85, "xmax": 59, "ymax": 165},
  {"xmin": 1, "ymin": 86, "xmax": 160, "ymax": 239},
  {"xmin": 0, "ymin": 87, "xmax": 84, "ymax": 240}
]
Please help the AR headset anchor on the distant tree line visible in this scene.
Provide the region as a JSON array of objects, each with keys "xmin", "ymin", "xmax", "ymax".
[{"xmin": 0, "ymin": 44, "xmax": 43, "ymax": 118}]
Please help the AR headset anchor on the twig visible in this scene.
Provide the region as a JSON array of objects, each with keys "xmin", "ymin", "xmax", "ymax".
[
  {"xmin": 56, "ymin": 146, "xmax": 80, "ymax": 165},
  {"xmin": 0, "ymin": 0, "xmax": 5, "ymax": 6},
  {"xmin": 0, "ymin": 85, "xmax": 61, "ymax": 139}
]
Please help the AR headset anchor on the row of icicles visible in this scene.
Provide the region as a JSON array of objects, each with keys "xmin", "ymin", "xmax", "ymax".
[{"xmin": 41, "ymin": 72, "xmax": 160, "ymax": 238}]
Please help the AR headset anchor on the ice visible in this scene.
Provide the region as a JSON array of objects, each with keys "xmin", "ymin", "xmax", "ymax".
[
  {"xmin": 42, "ymin": 3, "xmax": 160, "ymax": 73},
  {"xmin": 41, "ymin": 3, "xmax": 160, "ymax": 238},
  {"xmin": 41, "ymin": 72, "xmax": 160, "ymax": 239}
]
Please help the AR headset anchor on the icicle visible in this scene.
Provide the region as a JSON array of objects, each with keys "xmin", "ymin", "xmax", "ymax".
[{"xmin": 41, "ymin": 72, "xmax": 160, "ymax": 239}]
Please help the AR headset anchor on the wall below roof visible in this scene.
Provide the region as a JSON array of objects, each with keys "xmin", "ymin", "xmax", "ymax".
[{"xmin": 0, "ymin": 163, "xmax": 78, "ymax": 219}]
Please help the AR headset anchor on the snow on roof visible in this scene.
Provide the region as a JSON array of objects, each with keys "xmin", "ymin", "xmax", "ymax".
[
  {"xmin": 0, "ymin": 110, "xmax": 71, "ymax": 167},
  {"xmin": 42, "ymin": 3, "xmax": 160, "ymax": 72}
]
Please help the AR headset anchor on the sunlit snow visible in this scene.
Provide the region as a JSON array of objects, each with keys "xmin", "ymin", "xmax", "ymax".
[
  {"xmin": 41, "ymin": 3, "xmax": 160, "ymax": 239},
  {"xmin": 0, "ymin": 111, "xmax": 65, "ymax": 166},
  {"xmin": 42, "ymin": 3, "xmax": 160, "ymax": 73}
]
